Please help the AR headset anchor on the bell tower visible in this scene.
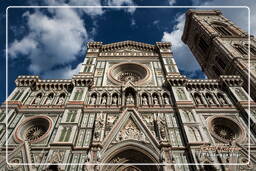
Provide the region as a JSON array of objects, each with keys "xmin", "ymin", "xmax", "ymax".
[{"xmin": 182, "ymin": 9, "xmax": 256, "ymax": 101}]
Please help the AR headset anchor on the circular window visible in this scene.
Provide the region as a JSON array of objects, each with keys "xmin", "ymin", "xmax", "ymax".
[
  {"xmin": 208, "ymin": 116, "xmax": 245, "ymax": 143},
  {"xmin": 108, "ymin": 63, "xmax": 151, "ymax": 85},
  {"xmin": 14, "ymin": 116, "xmax": 52, "ymax": 143}
]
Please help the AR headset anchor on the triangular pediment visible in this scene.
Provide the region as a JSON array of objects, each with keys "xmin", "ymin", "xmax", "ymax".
[{"xmin": 102, "ymin": 108, "xmax": 160, "ymax": 153}]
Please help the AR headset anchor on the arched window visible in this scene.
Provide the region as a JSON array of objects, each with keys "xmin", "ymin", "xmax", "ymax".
[
  {"xmin": 233, "ymin": 44, "xmax": 247, "ymax": 55},
  {"xmin": 245, "ymin": 44, "xmax": 256, "ymax": 55},
  {"xmin": 212, "ymin": 23, "xmax": 233, "ymax": 36}
]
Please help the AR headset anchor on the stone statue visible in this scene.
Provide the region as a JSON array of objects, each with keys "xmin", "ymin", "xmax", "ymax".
[
  {"xmin": 57, "ymin": 96, "xmax": 65, "ymax": 105},
  {"xmin": 195, "ymin": 95, "xmax": 202, "ymax": 104},
  {"xmin": 112, "ymin": 96, "xmax": 118, "ymax": 105},
  {"xmin": 142, "ymin": 96, "xmax": 148, "ymax": 105},
  {"xmin": 153, "ymin": 96, "xmax": 159, "ymax": 105},
  {"xmin": 218, "ymin": 95, "xmax": 226, "ymax": 104},
  {"xmin": 207, "ymin": 95, "xmax": 214, "ymax": 104},
  {"xmin": 164, "ymin": 96, "xmax": 169, "ymax": 104},
  {"xmin": 126, "ymin": 93, "xmax": 134, "ymax": 104},
  {"xmin": 101, "ymin": 96, "xmax": 107, "ymax": 105},
  {"xmin": 45, "ymin": 95, "xmax": 53, "ymax": 105},
  {"xmin": 33, "ymin": 95, "xmax": 41, "ymax": 104},
  {"xmin": 90, "ymin": 95, "xmax": 96, "ymax": 104}
]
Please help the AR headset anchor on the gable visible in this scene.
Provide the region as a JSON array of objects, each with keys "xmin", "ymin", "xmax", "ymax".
[{"xmin": 101, "ymin": 108, "xmax": 160, "ymax": 154}]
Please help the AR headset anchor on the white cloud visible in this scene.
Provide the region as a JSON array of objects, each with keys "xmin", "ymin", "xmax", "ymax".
[
  {"xmin": 42, "ymin": 63, "xmax": 82, "ymax": 79},
  {"xmin": 8, "ymin": 35, "xmax": 37, "ymax": 58},
  {"xmin": 9, "ymin": 8, "xmax": 88, "ymax": 76},
  {"xmin": 162, "ymin": 14, "xmax": 202, "ymax": 72},
  {"xmin": 43, "ymin": 0, "xmax": 104, "ymax": 17},
  {"xmin": 107, "ymin": 0, "xmax": 137, "ymax": 14},
  {"xmin": 168, "ymin": 0, "xmax": 176, "ymax": 5}
]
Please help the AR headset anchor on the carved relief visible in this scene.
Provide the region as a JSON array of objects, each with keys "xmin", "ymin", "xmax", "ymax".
[
  {"xmin": 115, "ymin": 119, "xmax": 148, "ymax": 143},
  {"xmin": 126, "ymin": 93, "xmax": 135, "ymax": 105},
  {"xmin": 49, "ymin": 151, "xmax": 65, "ymax": 163},
  {"xmin": 94, "ymin": 113, "xmax": 105, "ymax": 141}
]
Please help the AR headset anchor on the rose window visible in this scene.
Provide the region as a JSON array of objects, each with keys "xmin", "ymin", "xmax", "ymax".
[
  {"xmin": 108, "ymin": 63, "xmax": 151, "ymax": 85},
  {"xmin": 208, "ymin": 116, "xmax": 245, "ymax": 143},
  {"xmin": 118, "ymin": 72, "xmax": 141, "ymax": 82},
  {"xmin": 213, "ymin": 124, "xmax": 236, "ymax": 141},
  {"xmin": 14, "ymin": 116, "xmax": 52, "ymax": 143},
  {"xmin": 25, "ymin": 125, "xmax": 47, "ymax": 141}
]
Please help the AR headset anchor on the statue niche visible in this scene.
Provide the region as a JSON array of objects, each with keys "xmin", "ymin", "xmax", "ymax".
[
  {"xmin": 112, "ymin": 93, "xmax": 118, "ymax": 105},
  {"xmin": 142, "ymin": 93, "xmax": 149, "ymax": 106},
  {"xmin": 45, "ymin": 93, "xmax": 54, "ymax": 105},
  {"xmin": 125, "ymin": 87, "xmax": 136, "ymax": 106},
  {"xmin": 33, "ymin": 93, "xmax": 42, "ymax": 105}
]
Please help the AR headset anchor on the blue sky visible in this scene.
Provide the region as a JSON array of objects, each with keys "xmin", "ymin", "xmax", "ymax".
[{"xmin": 0, "ymin": 0, "xmax": 255, "ymax": 103}]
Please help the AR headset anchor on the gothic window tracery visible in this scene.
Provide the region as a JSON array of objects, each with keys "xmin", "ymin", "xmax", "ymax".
[
  {"xmin": 212, "ymin": 22, "xmax": 234, "ymax": 36},
  {"xmin": 59, "ymin": 126, "xmax": 72, "ymax": 142},
  {"xmin": 233, "ymin": 44, "xmax": 248, "ymax": 55},
  {"xmin": 66, "ymin": 110, "xmax": 77, "ymax": 122},
  {"xmin": 15, "ymin": 116, "xmax": 52, "ymax": 143},
  {"xmin": 208, "ymin": 116, "xmax": 244, "ymax": 143},
  {"xmin": 11, "ymin": 89, "xmax": 24, "ymax": 101},
  {"xmin": 193, "ymin": 92, "xmax": 203, "ymax": 105},
  {"xmin": 245, "ymin": 44, "xmax": 256, "ymax": 56},
  {"xmin": 177, "ymin": 88, "xmax": 187, "ymax": 100},
  {"xmin": 184, "ymin": 110, "xmax": 195, "ymax": 122},
  {"xmin": 188, "ymin": 127, "xmax": 202, "ymax": 141}
]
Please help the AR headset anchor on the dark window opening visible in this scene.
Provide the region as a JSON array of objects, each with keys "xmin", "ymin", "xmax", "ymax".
[
  {"xmin": 234, "ymin": 44, "xmax": 247, "ymax": 55},
  {"xmin": 245, "ymin": 44, "xmax": 256, "ymax": 55},
  {"xmin": 216, "ymin": 56, "xmax": 226, "ymax": 70},
  {"xmin": 212, "ymin": 66, "xmax": 221, "ymax": 77},
  {"xmin": 198, "ymin": 37, "xmax": 209, "ymax": 52}
]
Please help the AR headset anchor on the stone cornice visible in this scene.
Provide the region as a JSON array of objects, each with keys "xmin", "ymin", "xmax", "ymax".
[
  {"xmin": 219, "ymin": 75, "xmax": 244, "ymax": 87},
  {"xmin": 187, "ymin": 79, "xmax": 219, "ymax": 90},
  {"xmin": 72, "ymin": 75, "xmax": 94, "ymax": 87},
  {"xmin": 101, "ymin": 40, "xmax": 157, "ymax": 52}
]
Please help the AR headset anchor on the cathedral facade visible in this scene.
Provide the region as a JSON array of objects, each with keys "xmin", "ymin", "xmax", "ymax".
[{"xmin": 0, "ymin": 9, "xmax": 256, "ymax": 171}]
